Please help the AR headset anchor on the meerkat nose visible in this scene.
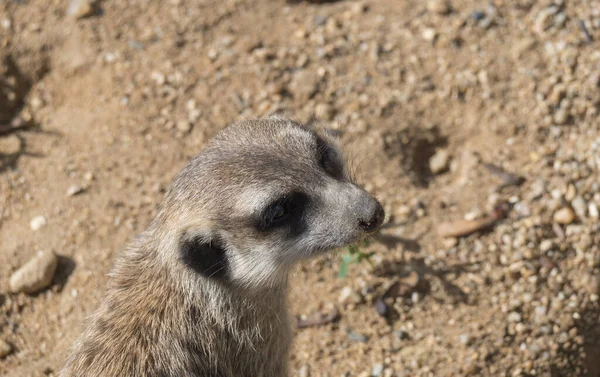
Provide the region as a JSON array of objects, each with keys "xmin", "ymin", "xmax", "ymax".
[{"xmin": 358, "ymin": 200, "xmax": 385, "ymax": 233}]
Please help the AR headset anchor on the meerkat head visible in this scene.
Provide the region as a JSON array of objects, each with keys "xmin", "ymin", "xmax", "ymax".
[{"xmin": 159, "ymin": 115, "xmax": 384, "ymax": 289}]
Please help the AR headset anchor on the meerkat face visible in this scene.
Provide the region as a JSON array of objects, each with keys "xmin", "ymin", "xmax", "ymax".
[{"xmin": 168, "ymin": 115, "xmax": 384, "ymax": 288}]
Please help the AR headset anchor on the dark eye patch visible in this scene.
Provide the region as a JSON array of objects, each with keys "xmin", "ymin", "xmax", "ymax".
[
  {"xmin": 255, "ymin": 191, "xmax": 308, "ymax": 233},
  {"xmin": 316, "ymin": 136, "xmax": 342, "ymax": 179}
]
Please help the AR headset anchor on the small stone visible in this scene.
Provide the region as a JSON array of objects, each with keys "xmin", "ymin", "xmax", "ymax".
[
  {"xmin": 372, "ymin": 363, "xmax": 384, "ymax": 377},
  {"xmin": 443, "ymin": 237, "xmax": 458, "ymax": 248},
  {"xmin": 339, "ymin": 286, "xmax": 363, "ymax": 304},
  {"xmin": 534, "ymin": 6, "xmax": 558, "ymax": 34},
  {"xmin": 571, "ymin": 196, "xmax": 587, "ymax": 218},
  {"xmin": 553, "ymin": 207, "xmax": 576, "ymax": 225},
  {"xmin": 67, "ymin": 0, "xmax": 95, "ymax": 19},
  {"xmin": 540, "ymin": 239, "xmax": 554, "ymax": 252},
  {"xmin": 176, "ymin": 120, "xmax": 192, "ymax": 133},
  {"xmin": 507, "ymin": 312, "xmax": 522, "ymax": 323},
  {"xmin": 554, "ymin": 108, "xmax": 568, "ymax": 125},
  {"xmin": 299, "ymin": 364, "xmax": 309, "ymax": 377},
  {"xmin": 459, "ymin": 334, "xmax": 471, "ymax": 345},
  {"xmin": 347, "ymin": 330, "xmax": 369, "ymax": 343},
  {"xmin": 427, "ymin": 0, "xmax": 450, "ymax": 15},
  {"xmin": 9, "ymin": 250, "xmax": 58, "ymax": 294},
  {"xmin": 471, "ymin": 10, "xmax": 485, "ymax": 21},
  {"xmin": 589, "ymin": 203, "xmax": 599, "ymax": 219},
  {"xmin": 411, "ymin": 291, "xmax": 420, "ymax": 304},
  {"xmin": 429, "ymin": 149, "xmax": 450, "ymax": 174},
  {"xmin": 0, "ymin": 340, "xmax": 12, "ymax": 358},
  {"xmin": 67, "ymin": 185, "xmax": 85, "ymax": 197},
  {"xmin": 394, "ymin": 330, "xmax": 410, "ymax": 340},
  {"xmin": 30, "ymin": 215, "xmax": 47, "ymax": 231},
  {"xmin": 422, "ymin": 28, "xmax": 437, "ymax": 42}
]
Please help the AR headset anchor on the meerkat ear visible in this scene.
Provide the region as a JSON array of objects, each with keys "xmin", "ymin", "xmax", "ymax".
[{"xmin": 178, "ymin": 233, "xmax": 228, "ymax": 279}]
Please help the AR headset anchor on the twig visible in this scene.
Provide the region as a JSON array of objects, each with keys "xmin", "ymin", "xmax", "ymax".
[
  {"xmin": 437, "ymin": 204, "xmax": 508, "ymax": 238},
  {"xmin": 580, "ymin": 20, "xmax": 593, "ymax": 44},
  {"xmin": 482, "ymin": 163, "xmax": 525, "ymax": 188}
]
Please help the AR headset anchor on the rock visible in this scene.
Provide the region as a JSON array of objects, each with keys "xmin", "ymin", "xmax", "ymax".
[
  {"xmin": 176, "ymin": 119, "xmax": 192, "ymax": 133},
  {"xmin": 553, "ymin": 207, "xmax": 576, "ymax": 225},
  {"xmin": 589, "ymin": 203, "xmax": 599, "ymax": 219},
  {"xmin": 67, "ymin": 185, "xmax": 85, "ymax": 197},
  {"xmin": 534, "ymin": 6, "xmax": 558, "ymax": 34},
  {"xmin": 298, "ymin": 364, "xmax": 310, "ymax": 377},
  {"xmin": 347, "ymin": 329, "xmax": 369, "ymax": 343},
  {"xmin": 442, "ymin": 237, "xmax": 458, "ymax": 248},
  {"xmin": 422, "ymin": 28, "xmax": 437, "ymax": 42},
  {"xmin": 372, "ymin": 363, "xmax": 384, "ymax": 376},
  {"xmin": 67, "ymin": 0, "xmax": 95, "ymax": 19},
  {"xmin": 339, "ymin": 286, "xmax": 363, "ymax": 304},
  {"xmin": 10, "ymin": 250, "xmax": 58, "ymax": 294},
  {"xmin": 571, "ymin": 196, "xmax": 587, "ymax": 218},
  {"xmin": 0, "ymin": 340, "xmax": 11, "ymax": 358},
  {"xmin": 540, "ymin": 239, "xmax": 554, "ymax": 252},
  {"xmin": 471, "ymin": 10, "xmax": 486, "ymax": 21},
  {"xmin": 459, "ymin": 333, "xmax": 471, "ymax": 345},
  {"xmin": 554, "ymin": 108, "xmax": 568, "ymax": 125},
  {"xmin": 427, "ymin": 0, "xmax": 450, "ymax": 15},
  {"xmin": 30, "ymin": 215, "xmax": 47, "ymax": 231},
  {"xmin": 429, "ymin": 149, "xmax": 450, "ymax": 174},
  {"xmin": 507, "ymin": 312, "xmax": 522, "ymax": 323}
]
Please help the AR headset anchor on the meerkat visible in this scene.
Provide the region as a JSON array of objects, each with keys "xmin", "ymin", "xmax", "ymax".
[{"xmin": 60, "ymin": 114, "xmax": 385, "ymax": 377}]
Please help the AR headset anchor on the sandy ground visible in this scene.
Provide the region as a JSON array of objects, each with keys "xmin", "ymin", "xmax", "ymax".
[{"xmin": 1, "ymin": 0, "xmax": 600, "ymax": 376}]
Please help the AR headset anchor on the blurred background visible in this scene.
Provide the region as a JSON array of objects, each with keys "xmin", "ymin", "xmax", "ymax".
[{"xmin": 1, "ymin": 0, "xmax": 600, "ymax": 376}]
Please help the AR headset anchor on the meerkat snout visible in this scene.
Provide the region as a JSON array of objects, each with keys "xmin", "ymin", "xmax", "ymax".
[
  {"xmin": 358, "ymin": 198, "xmax": 385, "ymax": 233},
  {"xmin": 60, "ymin": 115, "xmax": 384, "ymax": 377}
]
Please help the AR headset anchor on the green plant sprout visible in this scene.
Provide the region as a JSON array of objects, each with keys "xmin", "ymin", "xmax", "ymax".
[{"xmin": 338, "ymin": 239, "xmax": 374, "ymax": 279}]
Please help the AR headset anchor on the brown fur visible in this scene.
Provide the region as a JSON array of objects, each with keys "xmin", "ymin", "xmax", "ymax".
[{"xmin": 60, "ymin": 115, "xmax": 383, "ymax": 377}]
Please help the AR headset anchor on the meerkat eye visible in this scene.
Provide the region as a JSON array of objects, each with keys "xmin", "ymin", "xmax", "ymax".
[
  {"xmin": 256, "ymin": 192, "xmax": 308, "ymax": 232},
  {"xmin": 270, "ymin": 202, "xmax": 290, "ymax": 223}
]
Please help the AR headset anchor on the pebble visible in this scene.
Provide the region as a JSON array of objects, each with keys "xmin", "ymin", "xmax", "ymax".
[
  {"xmin": 10, "ymin": 250, "xmax": 59, "ymax": 294},
  {"xmin": 589, "ymin": 203, "xmax": 599, "ymax": 219},
  {"xmin": 67, "ymin": 185, "xmax": 85, "ymax": 197},
  {"xmin": 471, "ymin": 10, "xmax": 486, "ymax": 21},
  {"xmin": 67, "ymin": 0, "xmax": 95, "ymax": 19},
  {"xmin": 429, "ymin": 149, "xmax": 450, "ymax": 174},
  {"xmin": 507, "ymin": 312, "xmax": 522, "ymax": 323},
  {"xmin": 459, "ymin": 334, "xmax": 471, "ymax": 345},
  {"xmin": 30, "ymin": 215, "xmax": 47, "ymax": 231},
  {"xmin": 0, "ymin": 340, "xmax": 11, "ymax": 358},
  {"xmin": 553, "ymin": 207, "xmax": 576, "ymax": 225},
  {"xmin": 371, "ymin": 363, "xmax": 384, "ymax": 377},
  {"xmin": 299, "ymin": 364, "xmax": 309, "ymax": 377},
  {"xmin": 554, "ymin": 108, "xmax": 568, "ymax": 125},
  {"xmin": 422, "ymin": 28, "xmax": 437, "ymax": 42},
  {"xmin": 534, "ymin": 6, "xmax": 559, "ymax": 34},
  {"xmin": 347, "ymin": 329, "xmax": 369, "ymax": 343},
  {"xmin": 571, "ymin": 196, "xmax": 587, "ymax": 218},
  {"xmin": 427, "ymin": 0, "xmax": 450, "ymax": 15},
  {"xmin": 176, "ymin": 119, "xmax": 192, "ymax": 133},
  {"xmin": 339, "ymin": 286, "xmax": 363, "ymax": 304}
]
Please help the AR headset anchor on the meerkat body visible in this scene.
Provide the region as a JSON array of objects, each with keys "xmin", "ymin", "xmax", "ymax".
[{"xmin": 61, "ymin": 115, "xmax": 384, "ymax": 377}]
